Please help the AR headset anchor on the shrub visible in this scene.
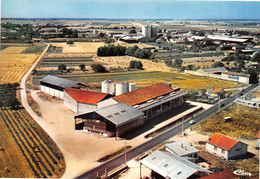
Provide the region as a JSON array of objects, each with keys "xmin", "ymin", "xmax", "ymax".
[{"xmin": 91, "ymin": 64, "xmax": 107, "ymax": 73}]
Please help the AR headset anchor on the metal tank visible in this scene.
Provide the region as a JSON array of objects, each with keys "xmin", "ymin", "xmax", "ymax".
[
  {"xmin": 129, "ymin": 83, "xmax": 136, "ymax": 92},
  {"xmin": 101, "ymin": 80, "xmax": 114, "ymax": 95},
  {"xmin": 116, "ymin": 82, "xmax": 129, "ymax": 96}
]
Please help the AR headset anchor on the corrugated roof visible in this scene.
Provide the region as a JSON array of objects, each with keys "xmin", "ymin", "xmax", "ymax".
[
  {"xmin": 200, "ymin": 170, "xmax": 237, "ymax": 179},
  {"xmin": 201, "ymin": 67, "xmax": 228, "ymax": 72},
  {"xmin": 40, "ymin": 75, "xmax": 78, "ymax": 89},
  {"xmin": 222, "ymin": 72, "xmax": 250, "ymax": 77},
  {"xmin": 207, "ymin": 133, "xmax": 239, "ymax": 151},
  {"xmin": 113, "ymin": 83, "xmax": 175, "ymax": 106},
  {"xmin": 140, "ymin": 151, "xmax": 211, "ymax": 179},
  {"xmin": 64, "ymin": 88, "xmax": 110, "ymax": 105},
  {"xmin": 96, "ymin": 102, "xmax": 144, "ymax": 126},
  {"xmin": 165, "ymin": 141, "xmax": 199, "ymax": 156}
]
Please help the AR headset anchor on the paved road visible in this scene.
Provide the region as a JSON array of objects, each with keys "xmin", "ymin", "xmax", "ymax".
[{"xmin": 77, "ymin": 83, "xmax": 258, "ymax": 178}]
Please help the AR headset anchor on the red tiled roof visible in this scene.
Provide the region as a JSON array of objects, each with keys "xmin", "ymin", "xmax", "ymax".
[
  {"xmin": 200, "ymin": 170, "xmax": 237, "ymax": 179},
  {"xmin": 64, "ymin": 88, "xmax": 110, "ymax": 105},
  {"xmin": 113, "ymin": 83, "xmax": 175, "ymax": 106},
  {"xmin": 207, "ymin": 133, "xmax": 239, "ymax": 151},
  {"xmin": 257, "ymin": 131, "xmax": 260, "ymax": 139}
]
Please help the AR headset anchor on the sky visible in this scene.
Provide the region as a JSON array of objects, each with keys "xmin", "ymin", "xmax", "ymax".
[{"xmin": 1, "ymin": 0, "xmax": 260, "ymax": 19}]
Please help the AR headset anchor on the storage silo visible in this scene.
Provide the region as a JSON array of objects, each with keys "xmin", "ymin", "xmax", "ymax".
[
  {"xmin": 102, "ymin": 80, "xmax": 114, "ymax": 95},
  {"xmin": 147, "ymin": 25, "xmax": 152, "ymax": 39},
  {"xmin": 129, "ymin": 83, "xmax": 136, "ymax": 92},
  {"xmin": 151, "ymin": 26, "xmax": 157, "ymax": 38},
  {"xmin": 142, "ymin": 25, "xmax": 148, "ymax": 38},
  {"xmin": 116, "ymin": 82, "xmax": 129, "ymax": 96}
]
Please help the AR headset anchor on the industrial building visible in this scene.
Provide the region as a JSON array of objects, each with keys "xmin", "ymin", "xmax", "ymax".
[
  {"xmin": 63, "ymin": 88, "xmax": 112, "ymax": 114},
  {"xmin": 140, "ymin": 150, "xmax": 211, "ymax": 179},
  {"xmin": 74, "ymin": 102, "xmax": 144, "ymax": 137},
  {"xmin": 221, "ymin": 72, "xmax": 250, "ymax": 84},
  {"xmin": 206, "ymin": 133, "xmax": 248, "ymax": 160},
  {"xmin": 98, "ymin": 83, "xmax": 187, "ymax": 120},
  {"xmin": 40, "ymin": 75, "xmax": 87, "ymax": 99},
  {"xmin": 142, "ymin": 25, "xmax": 158, "ymax": 39}
]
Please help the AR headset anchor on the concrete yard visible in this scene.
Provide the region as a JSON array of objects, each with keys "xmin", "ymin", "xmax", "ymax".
[{"xmin": 30, "ymin": 90, "xmax": 217, "ymax": 178}]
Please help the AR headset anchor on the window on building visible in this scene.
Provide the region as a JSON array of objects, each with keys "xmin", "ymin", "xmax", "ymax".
[
  {"xmin": 222, "ymin": 149, "xmax": 225, "ymax": 154},
  {"xmin": 214, "ymin": 146, "xmax": 217, "ymax": 150}
]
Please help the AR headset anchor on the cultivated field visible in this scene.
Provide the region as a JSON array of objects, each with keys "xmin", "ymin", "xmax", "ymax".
[
  {"xmin": 0, "ymin": 44, "xmax": 45, "ymax": 84},
  {"xmin": 47, "ymin": 42, "xmax": 105, "ymax": 53},
  {"xmin": 33, "ymin": 70, "xmax": 241, "ymax": 91},
  {"xmin": 0, "ymin": 109, "xmax": 65, "ymax": 178}
]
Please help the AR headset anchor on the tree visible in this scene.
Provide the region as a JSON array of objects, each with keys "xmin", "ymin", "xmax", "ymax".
[
  {"xmin": 79, "ymin": 64, "xmax": 86, "ymax": 71},
  {"xmin": 249, "ymin": 71, "xmax": 259, "ymax": 84},
  {"xmin": 58, "ymin": 64, "xmax": 67, "ymax": 72},
  {"xmin": 129, "ymin": 60, "xmax": 143, "ymax": 69},
  {"xmin": 251, "ymin": 52, "xmax": 260, "ymax": 63},
  {"xmin": 173, "ymin": 58, "xmax": 183, "ymax": 68},
  {"xmin": 129, "ymin": 29, "xmax": 137, "ymax": 34},
  {"xmin": 211, "ymin": 61, "xmax": 225, "ymax": 68},
  {"xmin": 91, "ymin": 64, "xmax": 107, "ymax": 73},
  {"xmin": 67, "ymin": 40, "xmax": 74, "ymax": 46}
]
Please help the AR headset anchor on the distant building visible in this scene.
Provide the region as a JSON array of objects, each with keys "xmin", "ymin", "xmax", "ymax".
[
  {"xmin": 206, "ymin": 133, "xmax": 248, "ymax": 160},
  {"xmin": 74, "ymin": 102, "xmax": 144, "ymax": 137},
  {"xmin": 40, "ymin": 75, "xmax": 86, "ymax": 99},
  {"xmin": 140, "ymin": 150, "xmax": 211, "ymax": 179},
  {"xmin": 257, "ymin": 131, "xmax": 260, "ymax": 149},
  {"xmin": 221, "ymin": 72, "xmax": 250, "ymax": 84},
  {"xmin": 142, "ymin": 25, "xmax": 157, "ymax": 39},
  {"xmin": 197, "ymin": 67, "xmax": 228, "ymax": 75},
  {"xmin": 165, "ymin": 141, "xmax": 200, "ymax": 162},
  {"xmin": 63, "ymin": 88, "xmax": 112, "ymax": 114}
]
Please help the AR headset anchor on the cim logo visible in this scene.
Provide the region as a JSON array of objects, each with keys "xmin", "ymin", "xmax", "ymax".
[{"xmin": 233, "ymin": 169, "xmax": 252, "ymax": 177}]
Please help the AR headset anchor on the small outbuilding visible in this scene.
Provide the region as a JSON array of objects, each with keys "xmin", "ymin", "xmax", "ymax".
[
  {"xmin": 74, "ymin": 102, "xmax": 144, "ymax": 137},
  {"xmin": 64, "ymin": 88, "xmax": 112, "ymax": 114},
  {"xmin": 165, "ymin": 141, "xmax": 200, "ymax": 162},
  {"xmin": 256, "ymin": 131, "xmax": 260, "ymax": 149},
  {"xmin": 206, "ymin": 133, "xmax": 248, "ymax": 160}
]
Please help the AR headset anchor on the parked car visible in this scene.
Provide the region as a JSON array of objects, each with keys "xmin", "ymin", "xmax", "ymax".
[{"xmin": 189, "ymin": 120, "xmax": 196, "ymax": 124}]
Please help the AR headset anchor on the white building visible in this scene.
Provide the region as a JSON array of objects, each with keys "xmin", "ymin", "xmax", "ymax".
[
  {"xmin": 165, "ymin": 141, "xmax": 199, "ymax": 162},
  {"xmin": 142, "ymin": 25, "xmax": 157, "ymax": 39},
  {"xmin": 206, "ymin": 133, "xmax": 248, "ymax": 160},
  {"xmin": 63, "ymin": 88, "xmax": 111, "ymax": 114},
  {"xmin": 221, "ymin": 72, "xmax": 250, "ymax": 84},
  {"xmin": 257, "ymin": 131, "xmax": 260, "ymax": 149},
  {"xmin": 140, "ymin": 151, "xmax": 211, "ymax": 179},
  {"xmin": 40, "ymin": 75, "xmax": 83, "ymax": 99}
]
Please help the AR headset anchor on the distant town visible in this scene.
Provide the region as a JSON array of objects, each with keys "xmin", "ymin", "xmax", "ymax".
[{"xmin": 0, "ymin": 18, "xmax": 259, "ymax": 179}]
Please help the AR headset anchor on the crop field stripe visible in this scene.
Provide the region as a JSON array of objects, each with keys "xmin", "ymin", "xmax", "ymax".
[
  {"xmin": 0, "ymin": 109, "xmax": 42, "ymax": 178},
  {"xmin": 4, "ymin": 110, "xmax": 50, "ymax": 177},
  {"xmin": 11, "ymin": 111, "xmax": 56, "ymax": 174},
  {"xmin": 17, "ymin": 110, "xmax": 60, "ymax": 164}
]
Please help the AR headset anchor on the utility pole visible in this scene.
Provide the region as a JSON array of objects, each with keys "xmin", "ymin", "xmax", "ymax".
[
  {"xmin": 140, "ymin": 162, "xmax": 142, "ymax": 179},
  {"xmin": 218, "ymin": 94, "xmax": 220, "ymax": 110},
  {"xmin": 235, "ymin": 80, "xmax": 238, "ymax": 99},
  {"xmin": 182, "ymin": 117, "xmax": 184, "ymax": 136},
  {"xmin": 124, "ymin": 141, "xmax": 127, "ymax": 165}
]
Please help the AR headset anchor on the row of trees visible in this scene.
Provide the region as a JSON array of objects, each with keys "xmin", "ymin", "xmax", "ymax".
[
  {"xmin": 97, "ymin": 45, "xmax": 126, "ymax": 56},
  {"xmin": 97, "ymin": 45, "xmax": 152, "ymax": 59},
  {"xmin": 164, "ymin": 57, "xmax": 183, "ymax": 69}
]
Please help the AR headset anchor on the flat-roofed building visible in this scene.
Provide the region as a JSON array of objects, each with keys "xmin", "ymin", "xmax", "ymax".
[
  {"xmin": 74, "ymin": 102, "xmax": 144, "ymax": 137},
  {"xmin": 165, "ymin": 141, "xmax": 199, "ymax": 162}
]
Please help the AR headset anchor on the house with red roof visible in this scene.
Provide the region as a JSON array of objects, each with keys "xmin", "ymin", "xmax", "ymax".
[
  {"xmin": 206, "ymin": 133, "xmax": 248, "ymax": 160},
  {"xmin": 64, "ymin": 88, "xmax": 112, "ymax": 114}
]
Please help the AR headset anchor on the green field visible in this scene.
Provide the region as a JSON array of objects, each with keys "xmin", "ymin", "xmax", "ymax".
[
  {"xmin": 22, "ymin": 45, "xmax": 45, "ymax": 54},
  {"xmin": 33, "ymin": 71, "xmax": 241, "ymax": 90}
]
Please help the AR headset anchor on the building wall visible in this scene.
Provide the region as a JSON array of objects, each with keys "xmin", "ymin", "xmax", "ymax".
[
  {"xmin": 206, "ymin": 143, "xmax": 228, "ymax": 160},
  {"xmin": 40, "ymin": 85, "xmax": 64, "ymax": 99},
  {"xmin": 116, "ymin": 115, "xmax": 144, "ymax": 137},
  {"xmin": 77, "ymin": 103, "xmax": 97, "ymax": 114},
  {"xmin": 97, "ymin": 98, "xmax": 118, "ymax": 109},
  {"xmin": 257, "ymin": 139, "xmax": 260, "ymax": 148},
  {"xmin": 64, "ymin": 91, "xmax": 78, "ymax": 113},
  {"xmin": 228, "ymin": 142, "xmax": 248, "ymax": 159}
]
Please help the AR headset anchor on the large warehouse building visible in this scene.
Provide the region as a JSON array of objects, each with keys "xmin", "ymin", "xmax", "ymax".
[
  {"xmin": 40, "ymin": 75, "xmax": 86, "ymax": 99},
  {"xmin": 64, "ymin": 88, "xmax": 112, "ymax": 114},
  {"xmin": 98, "ymin": 83, "xmax": 187, "ymax": 120},
  {"xmin": 74, "ymin": 102, "xmax": 144, "ymax": 137}
]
